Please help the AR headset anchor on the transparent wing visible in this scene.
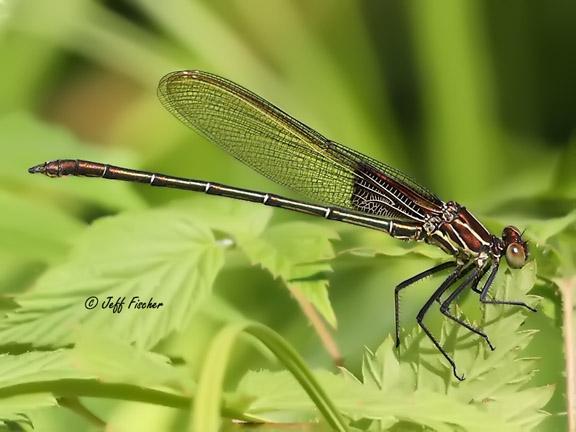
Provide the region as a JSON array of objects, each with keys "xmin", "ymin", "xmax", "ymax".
[{"xmin": 158, "ymin": 70, "xmax": 443, "ymax": 222}]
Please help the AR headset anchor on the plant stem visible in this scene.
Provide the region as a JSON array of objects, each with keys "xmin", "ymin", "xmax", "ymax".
[
  {"xmin": 555, "ymin": 276, "xmax": 576, "ymax": 432},
  {"xmin": 0, "ymin": 379, "xmax": 247, "ymax": 420},
  {"xmin": 192, "ymin": 322, "xmax": 349, "ymax": 432},
  {"xmin": 289, "ymin": 285, "xmax": 343, "ymax": 367},
  {"xmin": 244, "ymin": 323, "xmax": 349, "ymax": 432}
]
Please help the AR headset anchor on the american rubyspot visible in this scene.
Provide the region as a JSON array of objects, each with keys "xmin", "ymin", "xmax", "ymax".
[{"xmin": 29, "ymin": 70, "xmax": 536, "ymax": 380}]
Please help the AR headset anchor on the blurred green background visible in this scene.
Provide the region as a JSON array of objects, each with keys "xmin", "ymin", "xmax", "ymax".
[{"xmin": 0, "ymin": 0, "xmax": 574, "ymax": 430}]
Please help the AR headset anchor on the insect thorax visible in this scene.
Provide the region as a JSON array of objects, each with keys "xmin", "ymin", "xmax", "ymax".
[{"xmin": 423, "ymin": 201, "xmax": 495, "ymax": 260}]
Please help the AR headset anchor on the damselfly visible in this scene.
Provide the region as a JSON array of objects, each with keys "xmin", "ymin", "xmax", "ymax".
[{"xmin": 29, "ymin": 70, "xmax": 536, "ymax": 380}]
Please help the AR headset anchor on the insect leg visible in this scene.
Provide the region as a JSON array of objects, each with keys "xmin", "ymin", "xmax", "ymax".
[
  {"xmin": 439, "ymin": 265, "xmax": 495, "ymax": 350},
  {"xmin": 416, "ymin": 266, "xmax": 468, "ymax": 381},
  {"xmin": 479, "ymin": 265, "xmax": 537, "ymax": 312},
  {"xmin": 394, "ymin": 261, "xmax": 456, "ymax": 347}
]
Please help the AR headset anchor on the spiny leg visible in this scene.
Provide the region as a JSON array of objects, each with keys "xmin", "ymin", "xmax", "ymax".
[
  {"xmin": 394, "ymin": 261, "xmax": 456, "ymax": 347},
  {"xmin": 416, "ymin": 266, "xmax": 469, "ymax": 381},
  {"xmin": 479, "ymin": 265, "xmax": 537, "ymax": 312},
  {"xmin": 439, "ymin": 265, "xmax": 495, "ymax": 351}
]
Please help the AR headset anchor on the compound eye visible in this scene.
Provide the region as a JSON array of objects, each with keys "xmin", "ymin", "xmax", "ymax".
[{"xmin": 505, "ymin": 242, "xmax": 526, "ymax": 269}]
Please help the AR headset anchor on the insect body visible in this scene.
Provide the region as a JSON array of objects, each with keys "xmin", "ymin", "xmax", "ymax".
[{"xmin": 29, "ymin": 71, "xmax": 536, "ymax": 380}]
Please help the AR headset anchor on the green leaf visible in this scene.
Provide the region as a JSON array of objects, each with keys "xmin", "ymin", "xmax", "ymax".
[
  {"xmin": 340, "ymin": 229, "xmax": 446, "ymax": 260},
  {"xmin": 194, "ymin": 322, "xmax": 349, "ymax": 432},
  {"xmin": 72, "ymin": 326, "xmax": 192, "ymax": 391},
  {"xmin": 237, "ymin": 369, "xmax": 515, "ymax": 432},
  {"xmin": 0, "ymin": 349, "xmax": 194, "ymax": 429},
  {"xmin": 0, "ymin": 190, "xmax": 83, "ymax": 263},
  {"xmin": 0, "ymin": 350, "xmax": 91, "ymax": 388},
  {"xmin": 170, "ymin": 195, "xmax": 273, "ymax": 238},
  {"xmin": 237, "ymin": 222, "xmax": 339, "ymax": 326},
  {"xmin": 0, "ymin": 207, "xmax": 225, "ymax": 348},
  {"xmin": 0, "ymin": 413, "xmax": 34, "ymax": 432},
  {"xmin": 361, "ymin": 337, "xmax": 414, "ymax": 393},
  {"xmin": 0, "ymin": 350, "xmax": 90, "ymax": 426},
  {"xmin": 525, "ymin": 209, "xmax": 576, "ymax": 244},
  {"xmin": 235, "ymin": 261, "xmax": 550, "ymax": 431},
  {"xmin": 552, "ymin": 137, "xmax": 576, "ymax": 198}
]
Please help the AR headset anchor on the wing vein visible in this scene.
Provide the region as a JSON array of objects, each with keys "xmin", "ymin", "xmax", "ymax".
[{"xmin": 157, "ymin": 70, "xmax": 443, "ymax": 222}]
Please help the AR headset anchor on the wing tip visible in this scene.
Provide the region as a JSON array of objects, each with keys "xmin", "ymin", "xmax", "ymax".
[
  {"xmin": 158, "ymin": 69, "xmax": 212, "ymax": 86},
  {"xmin": 157, "ymin": 70, "xmax": 221, "ymax": 103}
]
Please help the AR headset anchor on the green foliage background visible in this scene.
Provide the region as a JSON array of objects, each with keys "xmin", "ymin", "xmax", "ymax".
[{"xmin": 0, "ymin": 0, "xmax": 574, "ymax": 431}]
